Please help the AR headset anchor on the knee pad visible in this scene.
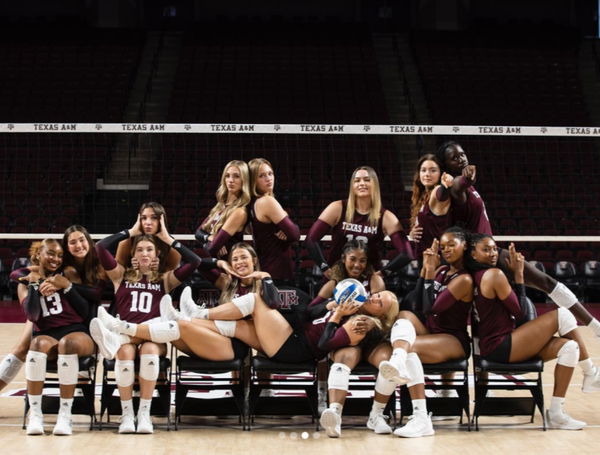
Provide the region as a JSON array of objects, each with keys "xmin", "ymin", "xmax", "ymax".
[
  {"xmin": 57, "ymin": 354, "xmax": 79, "ymax": 385},
  {"xmin": 25, "ymin": 351, "xmax": 47, "ymax": 382},
  {"xmin": 232, "ymin": 293, "xmax": 255, "ymax": 317},
  {"xmin": 406, "ymin": 352, "xmax": 425, "ymax": 388},
  {"xmin": 0, "ymin": 354, "xmax": 24, "ymax": 384},
  {"xmin": 375, "ymin": 373, "xmax": 397, "ymax": 396},
  {"xmin": 549, "ymin": 283, "xmax": 577, "ymax": 309},
  {"xmin": 148, "ymin": 320, "xmax": 180, "ymax": 343},
  {"xmin": 214, "ymin": 320, "xmax": 237, "ymax": 338},
  {"xmin": 556, "ymin": 340, "xmax": 579, "ymax": 368},
  {"xmin": 114, "ymin": 359, "xmax": 135, "ymax": 387},
  {"xmin": 139, "ymin": 354, "xmax": 159, "ymax": 381},
  {"xmin": 390, "ymin": 319, "xmax": 416, "ymax": 346},
  {"xmin": 328, "ymin": 363, "xmax": 351, "ymax": 391},
  {"xmin": 557, "ymin": 308, "xmax": 577, "ymax": 336}
]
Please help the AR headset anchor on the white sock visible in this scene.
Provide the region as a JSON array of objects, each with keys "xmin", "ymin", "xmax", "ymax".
[
  {"xmin": 370, "ymin": 400, "xmax": 386, "ymax": 415},
  {"xmin": 412, "ymin": 398, "xmax": 427, "ymax": 415},
  {"xmin": 120, "ymin": 321, "xmax": 138, "ymax": 336},
  {"xmin": 549, "ymin": 396, "xmax": 565, "ymax": 414},
  {"xmin": 28, "ymin": 394, "xmax": 43, "ymax": 415},
  {"xmin": 587, "ymin": 319, "xmax": 600, "ymax": 337},
  {"xmin": 390, "ymin": 348, "xmax": 408, "ymax": 367},
  {"xmin": 580, "ymin": 358, "xmax": 595, "ymax": 375},
  {"xmin": 138, "ymin": 398, "xmax": 152, "ymax": 416},
  {"xmin": 196, "ymin": 308, "xmax": 209, "ymax": 319},
  {"xmin": 59, "ymin": 398, "xmax": 73, "ymax": 416},
  {"xmin": 120, "ymin": 399, "xmax": 134, "ymax": 416},
  {"xmin": 329, "ymin": 402, "xmax": 343, "ymax": 415}
]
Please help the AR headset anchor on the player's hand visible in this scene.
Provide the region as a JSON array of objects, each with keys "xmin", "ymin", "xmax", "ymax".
[
  {"xmin": 409, "ymin": 225, "xmax": 423, "ymax": 243},
  {"xmin": 462, "ymin": 165, "xmax": 476, "ymax": 182},
  {"xmin": 274, "ymin": 230, "xmax": 288, "ymax": 241},
  {"xmin": 441, "ymin": 172, "xmax": 454, "ymax": 188}
]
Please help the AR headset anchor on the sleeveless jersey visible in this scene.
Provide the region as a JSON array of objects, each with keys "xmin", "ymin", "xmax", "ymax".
[
  {"xmin": 328, "ymin": 200, "xmax": 386, "ymax": 269},
  {"xmin": 415, "ymin": 201, "xmax": 452, "ymax": 258},
  {"xmin": 303, "ymin": 311, "xmax": 351, "ymax": 360},
  {"xmin": 472, "ymin": 269, "xmax": 521, "ymax": 357},
  {"xmin": 33, "ymin": 291, "xmax": 85, "ymax": 332},
  {"xmin": 425, "ymin": 266, "xmax": 471, "ymax": 349},
  {"xmin": 201, "ymin": 210, "xmax": 244, "ymax": 258},
  {"xmin": 114, "ymin": 276, "xmax": 166, "ymax": 324},
  {"xmin": 249, "ymin": 197, "xmax": 295, "ymax": 280},
  {"xmin": 451, "ymin": 186, "xmax": 492, "ymax": 235}
]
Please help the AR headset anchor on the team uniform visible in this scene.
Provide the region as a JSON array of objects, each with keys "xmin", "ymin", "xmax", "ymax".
[
  {"xmin": 415, "ymin": 201, "xmax": 452, "ymax": 258},
  {"xmin": 114, "ymin": 277, "xmax": 166, "ymax": 324},
  {"xmin": 451, "ymin": 186, "xmax": 492, "ymax": 235},
  {"xmin": 423, "ymin": 266, "xmax": 472, "ymax": 355},
  {"xmin": 201, "ymin": 209, "xmax": 244, "ymax": 259},
  {"xmin": 248, "ymin": 198, "xmax": 296, "ymax": 282},
  {"xmin": 31, "ymin": 290, "xmax": 88, "ymax": 339},
  {"xmin": 472, "ymin": 269, "xmax": 523, "ymax": 361},
  {"xmin": 327, "ymin": 200, "xmax": 386, "ymax": 268}
]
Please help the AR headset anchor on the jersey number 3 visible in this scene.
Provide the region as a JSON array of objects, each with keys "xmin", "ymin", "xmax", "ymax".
[{"xmin": 40, "ymin": 293, "xmax": 64, "ymax": 317}]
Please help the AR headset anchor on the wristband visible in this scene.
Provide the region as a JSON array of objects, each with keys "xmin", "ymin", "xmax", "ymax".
[{"xmin": 64, "ymin": 283, "xmax": 73, "ymax": 294}]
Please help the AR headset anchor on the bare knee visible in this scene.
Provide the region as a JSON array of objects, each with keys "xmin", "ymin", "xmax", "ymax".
[
  {"xmin": 332, "ymin": 348, "xmax": 361, "ymax": 368},
  {"xmin": 139, "ymin": 342, "xmax": 162, "ymax": 355},
  {"xmin": 58, "ymin": 336, "xmax": 80, "ymax": 354},
  {"xmin": 29, "ymin": 336, "xmax": 54, "ymax": 354},
  {"xmin": 116, "ymin": 344, "xmax": 136, "ymax": 360}
]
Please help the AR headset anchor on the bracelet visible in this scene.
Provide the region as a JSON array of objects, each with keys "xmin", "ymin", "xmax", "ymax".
[{"xmin": 64, "ymin": 283, "xmax": 73, "ymax": 294}]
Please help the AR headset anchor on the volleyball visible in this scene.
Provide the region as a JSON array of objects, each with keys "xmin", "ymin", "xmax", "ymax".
[{"xmin": 333, "ymin": 279, "xmax": 368, "ymax": 307}]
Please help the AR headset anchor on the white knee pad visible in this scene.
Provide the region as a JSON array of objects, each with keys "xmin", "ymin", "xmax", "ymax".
[
  {"xmin": 25, "ymin": 351, "xmax": 47, "ymax": 382},
  {"xmin": 390, "ymin": 319, "xmax": 416, "ymax": 346},
  {"xmin": 57, "ymin": 354, "xmax": 79, "ymax": 385},
  {"xmin": 375, "ymin": 373, "xmax": 397, "ymax": 396},
  {"xmin": 232, "ymin": 293, "xmax": 256, "ymax": 317},
  {"xmin": 549, "ymin": 282, "xmax": 578, "ymax": 309},
  {"xmin": 328, "ymin": 363, "xmax": 351, "ymax": 391},
  {"xmin": 557, "ymin": 308, "xmax": 577, "ymax": 336},
  {"xmin": 139, "ymin": 354, "xmax": 160, "ymax": 381},
  {"xmin": 114, "ymin": 359, "xmax": 135, "ymax": 387},
  {"xmin": 148, "ymin": 320, "xmax": 181, "ymax": 343},
  {"xmin": 406, "ymin": 352, "xmax": 425, "ymax": 388},
  {"xmin": 214, "ymin": 320, "xmax": 237, "ymax": 338},
  {"xmin": 0, "ymin": 354, "xmax": 24, "ymax": 384},
  {"xmin": 556, "ymin": 340, "xmax": 579, "ymax": 368}
]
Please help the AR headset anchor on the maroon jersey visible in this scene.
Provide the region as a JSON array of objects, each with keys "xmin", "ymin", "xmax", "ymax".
[
  {"xmin": 233, "ymin": 282, "xmax": 252, "ymax": 299},
  {"xmin": 425, "ymin": 266, "xmax": 471, "ymax": 350},
  {"xmin": 472, "ymin": 269, "xmax": 521, "ymax": 357},
  {"xmin": 201, "ymin": 211, "xmax": 244, "ymax": 258},
  {"xmin": 415, "ymin": 201, "xmax": 452, "ymax": 258},
  {"xmin": 249, "ymin": 198, "xmax": 295, "ymax": 280},
  {"xmin": 328, "ymin": 200, "xmax": 385, "ymax": 268},
  {"xmin": 114, "ymin": 276, "xmax": 166, "ymax": 324},
  {"xmin": 33, "ymin": 291, "xmax": 85, "ymax": 332},
  {"xmin": 451, "ymin": 186, "xmax": 492, "ymax": 235},
  {"xmin": 303, "ymin": 311, "xmax": 351, "ymax": 360}
]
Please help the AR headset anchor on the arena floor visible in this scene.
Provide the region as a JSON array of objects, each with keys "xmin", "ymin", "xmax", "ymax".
[{"xmin": 1, "ymin": 321, "xmax": 600, "ymax": 454}]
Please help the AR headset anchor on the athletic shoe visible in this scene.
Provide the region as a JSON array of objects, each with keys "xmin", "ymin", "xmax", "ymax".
[
  {"xmin": 320, "ymin": 408, "xmax": 341, "ymax": 438},
  {"xmin": 118, "ymin": 414, "xmax": 136, "ymax": 434},
  {"xmin": 582, "ymin": 365, "xmax": 600, "ymax": 393},
  {"xmin": 90, "ymin": 318, "xmax": 121, "ymax": 360},
  {"xmin": 378, "ymin": 360, "xmax": 411, "ymax": 385},
  {"xmin": 26, "ymin": 411, "xmax": 44, "ymax": 435},
  {"xmin": 160, "ymin": 294, "xmax": 189, "ymax": 322},
  {"xmin": 52, "ymin": 412, "xmax": 72, "ymax": 436},
  {"xmin": 136, "ymin": 412, "xmax": 154, "ymax": 434},
  {"xmin": 366, "ymin": 412, "xmax": 392, "ymax": 434},
  {"xmin": 97, "ymin": 306, "xmax": 123, "ymax": 333},
  {"xmin": 394, "ymin": 412, "xmax": 435, "ymax": 438},
  {"xmin": 545, "ymin": 410, "xmax": 586, "ymax": 430}
]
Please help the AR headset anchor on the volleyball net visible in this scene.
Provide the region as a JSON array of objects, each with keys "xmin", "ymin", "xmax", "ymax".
[{"xmin": 0, "ymin": 122, "xmax": 599, "ymax": 275}]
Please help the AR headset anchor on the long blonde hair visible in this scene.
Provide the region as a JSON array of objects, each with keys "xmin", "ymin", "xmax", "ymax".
[
  {"xmin": 345, "ymin": 166, "xmax": 381, "ymax": 228},
  {"xmin": 248, "ymin": 157, "xmax": 275, "ymax": 197},
  {"xmin": 123, "ymin": 235, "xmax": 162, "ymax": 283},
  {"xmin": 410, "ymin": 154, "xmax": 442, "ymax": 229},
  {"xmin": 202, "ymin": 160, "xmax": 251, "ymax": 235},
  {"xmin": 219, "ymin": 242, "xmax": 261, "ymax": 304},
  {"xmin": 378, "ymin": 290, "xmax": 399, "ymax": 332}
]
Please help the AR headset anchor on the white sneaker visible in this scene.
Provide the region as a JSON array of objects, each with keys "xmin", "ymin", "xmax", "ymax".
[
  {"xmin": 582, "ymin": 365, "xmax": 600, "ymax": 393},
  {"xmin": 181, "ymin": 297, "xmax": 207, "ymax": 319},
  {"xmin": 118, "ymin": 414, "xmax": 136, "ymax": 434},
  {"xmin": 366, "ymin": 412, "xmax": 392, "ymax": 434},
  {"xmin": 545, "ymin": 410, "xmax": 586, "ymax": 430},
  {"xmin": 97, "ymin": 306, "xmax": 123, "ymax": 332},
  {"xmin": 320, "ymin": 409, "xmax": 341, "ymax": 438},
  {"xmin": 26, "ymin": 411, "xmax": 44, "ymax": 435},
  {"xmin": 136, "ymin": 412, "xmax": 154, "ymax": 434},
  {"xmin": 160, "ymin": 294, "xmax": 189, "ymax": 322},
  {"xmin": 52, "ymin": 412, "xmax": 72, "ymax": 436},
  {"xmin": 378, "ymin": 360, "xmax": 411, "ymax": 385},
  {"xmin": 394, "ymin": 412, "xmax": 435, "ymax": 438},
  {"xmin": 90, "ymin": 318, "xmax": 121, "ymax": 360}
]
